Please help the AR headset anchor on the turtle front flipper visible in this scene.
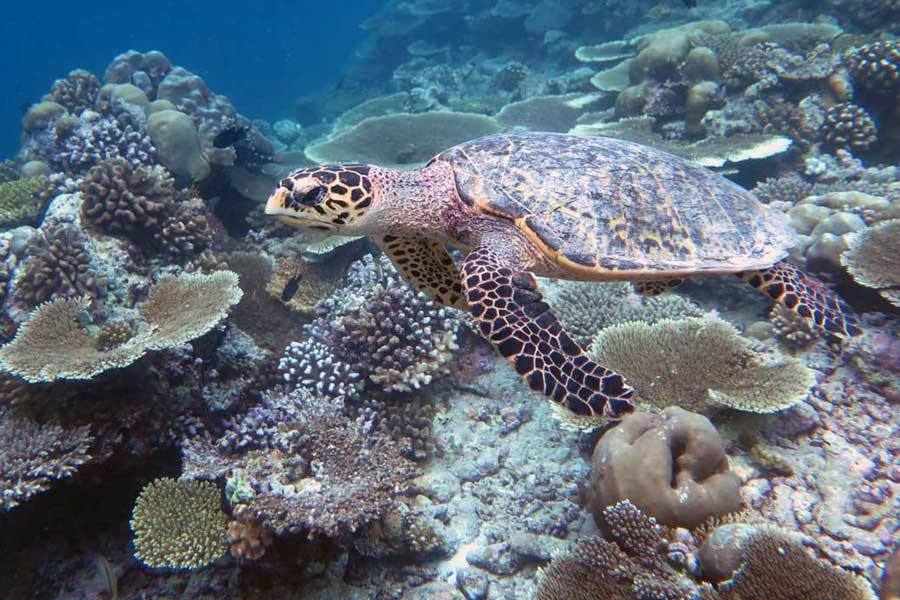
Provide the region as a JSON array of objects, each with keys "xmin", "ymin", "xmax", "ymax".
[
  {"xmin": 375, "ymin": 235, "xmax": 467, "ymax": 309},
  {"xmin": 739, "ymin": 260, "xmax": 862, "ymax": 340},
  {"xmin": 461, "ymin": 246, "xmax": 635, "ymax": 418}
]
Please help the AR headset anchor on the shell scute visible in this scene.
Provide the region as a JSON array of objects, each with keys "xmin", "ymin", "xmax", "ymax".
[{"xmin": 437, "ymin": 133, "xmax": 793, "ymax": 274}]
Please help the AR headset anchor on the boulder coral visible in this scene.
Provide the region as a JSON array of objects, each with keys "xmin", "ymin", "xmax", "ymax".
[
  {"xmin": 146, "ymin": 109, "xmax": 211, "ymax": 182},
  {"xmin": 587, "ymin": 407, "xmax": 742, "ymax": 529}
]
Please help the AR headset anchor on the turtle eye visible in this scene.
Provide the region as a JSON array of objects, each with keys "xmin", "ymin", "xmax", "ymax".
[{"xmin": 298, "ymin": 186, "xmax": 328, "ymax": 206}]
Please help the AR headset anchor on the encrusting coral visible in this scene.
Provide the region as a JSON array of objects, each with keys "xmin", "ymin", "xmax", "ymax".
[
  {"xmin": 589, "ymin": 317, "xmax": 815, "ymax": 414},
  {"xmin": 587, "ymin": 407, "xmax": 743, "ymax": 530},
  {"xmin": 842, "ymin": 219, "xmax": 900, "ymax": 308},
  {"xmin": 0, "ymin": 404, "xmax": 93, "ymax": 511},
  {"xmin": 130, "ymin": 478, "xmax": 228, "ymax": 570},
  {"xmin": 0, "ymin": 270, "xmax": 242, "ymax": 383}
]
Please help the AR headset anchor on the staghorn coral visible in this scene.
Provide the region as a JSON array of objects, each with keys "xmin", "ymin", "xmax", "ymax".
[
  {"xmin": 130, "ymin": 478, "xmax": 228, "ymax": 570},
  {"xmin": 545, "ymin": 279, "xmax": 706, "ymax": 346},
  {"xmin": 844, "ymin": 41, "xmax": 900, "ymax": 94},
  {"xmin": 842, "ymin": 219, "xmax": 900, "ymax": 308},
  {"xmin": 16, "ymin": 225, "xmax": 108, "ymax": 306},
  {"xmin": 0, "ymin": 176, "xmax": 47, "ymax": 229},
  {"xmin": 310, "ymin": 255, "xmax": 460, "ymax": 393},
  {"xmin": 0, "ymin": 271, "xmax": 242, "ymax": 383},
  {"xmin": 824, "ymin": 102, "xmax": 878, "ymax": 153},
  {"xmin": 534, "ymin": 500, "xmax": 702, "ymax": 600},
  {"xmin": 590, "ymin": 317, "xmax": 815, "ymax": 414},
  {"xmin": 587, "ymin": 407, "xmax": 742, "ymax": 530},
  {"xmin": 0, "ymin": 404, "xmax": 93, "ymax": 511},
  {"xmin": 43, "ymin": 69, "xmax": 100, "ymax": 115}
]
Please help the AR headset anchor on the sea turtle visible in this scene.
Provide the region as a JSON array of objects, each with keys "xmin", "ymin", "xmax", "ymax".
[{"xmin": 265, "ymin": 132, "xmax": 860, "ymax": 419}]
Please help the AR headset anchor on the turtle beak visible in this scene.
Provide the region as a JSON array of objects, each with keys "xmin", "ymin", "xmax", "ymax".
[{"xmin": 265, "ymin": 188, "xmax": 289, "ymax": 216}]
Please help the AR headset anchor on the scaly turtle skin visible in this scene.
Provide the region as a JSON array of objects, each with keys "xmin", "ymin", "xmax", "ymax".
[{"xmin": 265, "ymin": 132, "xmax": 861, "ymax": 420}]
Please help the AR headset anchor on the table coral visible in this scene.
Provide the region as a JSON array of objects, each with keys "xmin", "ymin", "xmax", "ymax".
[
  {"xmin": 0, "ymin": 270, "xmax": 242, "ymax": 383},
  {"xmin": 130, "ymin": 478, "xmax": 228, "ymax": 570},
  {"xmin": 842, "ymin": 220, "xmax": 900, "ymax": 308},
  {"xmin": 589, "ymin": 317, "xmax": 815, "ymax": 414}
]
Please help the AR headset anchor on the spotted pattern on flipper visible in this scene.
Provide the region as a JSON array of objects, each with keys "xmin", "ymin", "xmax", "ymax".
[
  {"xmin": 461, "ymin": 246, "xmax": 635, "ymax": 418},
  {"xmin": 633, "ymin": 279, "xmax": 683, "ymax": 297},
  {"xmin": 376, "ymin": 235, "xmax": 467, "ymax": 309},
  {"xmin": 739, "ymin": 260, "xmax": 862, "ymax": 341}
]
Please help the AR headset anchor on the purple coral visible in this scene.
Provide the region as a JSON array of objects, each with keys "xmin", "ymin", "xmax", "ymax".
[{"xmin": 52, "ymin": 113, "xmax": 156, "ymax": 175}]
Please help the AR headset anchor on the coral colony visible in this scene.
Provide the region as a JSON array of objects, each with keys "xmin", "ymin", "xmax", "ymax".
[{"xmin": 1, "ymin": 2, "xmax": 900, "ymax": 598}]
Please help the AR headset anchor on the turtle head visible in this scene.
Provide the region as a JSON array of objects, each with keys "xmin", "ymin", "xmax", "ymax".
[{"xmin": 265, "ymin": 165, "xmax": 376, "ymax": 234}]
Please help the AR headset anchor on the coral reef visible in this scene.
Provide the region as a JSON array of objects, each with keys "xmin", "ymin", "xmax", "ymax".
[
  {"xmin": 589, "ymin": 317, "xmax": 815, "ymax": 414},
  {"xmin": 0, "ymin": 404, "xmax": 93, "ymax": 511},
  {"xmin": 130, "ymin": 478, "xmax": 228, "ymax": 570},
  {"xmin": 587, "ymin": 407, "xmax": 742, "ymax": 529},
  {"xmin": 0, "ymin": 270, "xmax": 241, "ymax": 382}
]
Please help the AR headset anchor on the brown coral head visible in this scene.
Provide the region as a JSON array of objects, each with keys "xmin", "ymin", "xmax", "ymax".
[{"xmin": 587, "ymin": 406, "xmax": 743, "ymax": 530}]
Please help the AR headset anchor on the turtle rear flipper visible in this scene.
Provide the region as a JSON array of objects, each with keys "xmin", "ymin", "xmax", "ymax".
[
  {"xmin": 462, "ymin": 246, "xmax": 635, "ymax": 418},
  {"xmin": 740, "ymin": 260, "xmax": 862, "ymax": 340},
  {"xmin": 634, "ymin": 279, "xmax": 683, "ymax": 297}
]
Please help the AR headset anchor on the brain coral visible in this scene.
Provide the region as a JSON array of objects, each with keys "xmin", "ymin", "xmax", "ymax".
[
  {"xmin": 587, "ymin": 407, "xmax": 742, "ymax": 529},
  {"xmin": 589, "ymin": 317, "xmax": 815, "ymax": 414},
  {"xmin": 0, "ymin": 270, "xmax": 242, "ymax": 383},
  {"xmin": 130, "ymin": 478, "xmax": 228, "ymax": 570},
  {"xmin": 0, "ymin": 404, "xmax": 93, "ymax": 511}
]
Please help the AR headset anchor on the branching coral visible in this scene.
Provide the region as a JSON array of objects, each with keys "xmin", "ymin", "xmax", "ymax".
[
  {"xmin": 0, "ymin": 270, "xmax": 242, "ymax": 383},
  {"xmin": 823, "ymin": 102, "xmax": 878, "ymax": 153},
  {"xmin": 15, "ymin": 225, "xmax": 108, "ymax": 306},
  {"xmin": 49, "ymin": 112, "xmax": 156, "ymax": 175},
  {"xmin": 79, "ymin": 157, "xmax": 171, "ymax": 239},
  {"xmin": 130, "ymin": 478, "xmax": 228, "ymax": 570},
  {"xmin": 587, "ymin": 407, "xmax": 742, "ymax": 529},
  {"xmin": 590, "ymin": 317, "xmax": 815, "ymax": 413},
  {"xmin": 43, "ymin": 69, "xmax": 100, "ymax": 115},
  {"xmin": 0, "ymin": 404, "xmax": 93, "ymax": 511},
  {"xmin": 0, "ymin": 176, "xmax": 47, "ymax": 229},
  {"xmin": 308, "ymin": 255, "xmax": 460, "ymax": 393},
  {"xmin": 844, "ymin": 41, "xmax": 900, "ymax": 94},
  {"xmin": 842, "ymin": 219, "xmax": 900, "ymax": 308},
  {"xmin": 277, "ymin": 339, "xmax": 361, "ymax": 403}
]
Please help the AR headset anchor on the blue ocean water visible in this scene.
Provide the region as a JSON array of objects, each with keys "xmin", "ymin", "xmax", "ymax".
[{"xmin": 0, "ymin": 0, "xmax": 382, "ymax": 158}]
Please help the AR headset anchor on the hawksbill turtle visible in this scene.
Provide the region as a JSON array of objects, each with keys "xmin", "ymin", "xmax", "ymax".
[{"xmin": 265, "ymin": 132, "xmax": 860, "ymax": 419}]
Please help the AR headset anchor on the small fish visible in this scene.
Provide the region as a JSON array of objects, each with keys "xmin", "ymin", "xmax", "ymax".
[
  {"xmin": 281, "ymin": 274, "xmax": 303, "ymax": 302},
  {"xmin": 95, "ymin": 554, "xmax": 118, "ymax": 600},
  {"xmin": 213, "ymin": 123, "xmax": 250, "ymax": 148}
]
